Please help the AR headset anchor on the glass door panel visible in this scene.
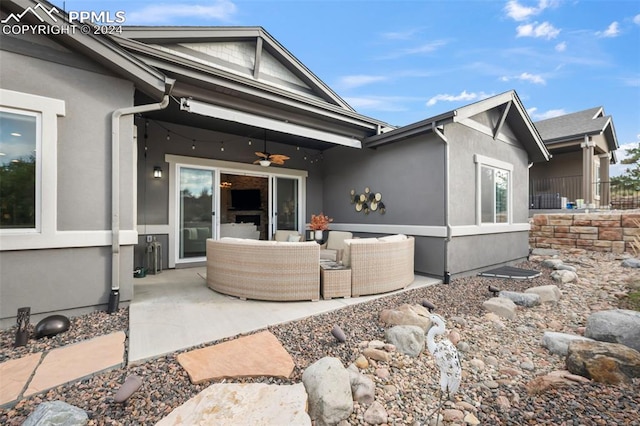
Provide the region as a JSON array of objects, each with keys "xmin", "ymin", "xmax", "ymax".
[
  {"xmin": 179, "ymin": 167, "xmax": 214, "ymax": 259},
  {"xmin": 275, "ymin": 177, "xmax": 298, "ymax": 232}
]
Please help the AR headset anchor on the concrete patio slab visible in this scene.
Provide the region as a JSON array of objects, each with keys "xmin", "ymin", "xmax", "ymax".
[
  {"xmin": 176, "ymin": 330, "xmax": 294, "ymax": 384},
  {"xmin": 128, "ymin": 268, "xmax": 440, "ymax": 364}
]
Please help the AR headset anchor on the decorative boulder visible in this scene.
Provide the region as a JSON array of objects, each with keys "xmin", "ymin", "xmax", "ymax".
[
  {"xmin": 584, "ymin": 309, "xmax": 640, "ymax": 352},
  {"xmin": 566, "ymin": 340, "xmax": 640, "ymax": 384},
  {"xmin": 23, "ymin": 400, "xmax": 88, "ymax": 426},
  {"xmin": 302, "ymin": 357, "xmax": 353, "ymax": 425},
  {"xmin": 525, "ymin": 285, "xmax": 561, "ymax": 303},
  {"xmin": 34, "ymin": 315, "xmax": 70, "ymax": 339},
  {"xmin": 541, "ymin": 331, "xmax": 595, "ymax": 356},
  {"xmin": 499, "ymin": 291, "xmax": 541, "ymax": 307},
  {"xmin": 385, "ymin": 325, "xmax": 425, "ymax": 357},
  {"xmin": 482, "ymin": 297, "xmax": 517, "ymax": 320}
]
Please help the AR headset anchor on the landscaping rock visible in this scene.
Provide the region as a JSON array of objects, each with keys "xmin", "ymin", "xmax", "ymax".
[
  {"xmin": 23, "ymin": 400, "xmax": 88, "ymax": 426},
  {"xmin": 302, "ymin": 357, "xmax": 353, "ymax": 426},
  {"xmin": 379, "ymin": 304, "xmax": 432, "ymax": 331},
  {"xmin": 550, "ymin": 270, "xmax": 578, "ymax": 283},
  {"xmin": 482, "ymin": 297, "xmax": 517, "ymax": 320},
  {"xmin": 566, "ymin": 340, "xmax": 640, "ymax": 384},
  {"xmin": 156, "ymin": 383, "xmax": 310, "ymax": 425},
  {"xmin": 541, "ymin": 332, "xmax": 595, "ymax": 356},
  {"xmin": 384, "ymin": 325, "xmax": 425, "ymax": 358},
  {"xmin": 347, "ymin": 366, "xmax": 375, "ymax": 404},
  {"xmin": 584, "ymin": 309, "xmax": 640, "ymax": 351},
  {"xmin": 331, "ymin": 325, "xmax": 346, "ymax": 343},
  {"xmin": 621, "ymin": 258, "xmax": 640, "ymax": 268},
  {"xmin": 542, "ymin": 259, "xmax": 564, "ymax": 269},
  {"xmin": 363, "ymin": 401, "xmax": 388, "ymax": 424},
  {"xmin": 499, "ymin": 290, "xmax": 541, "ymax": 307},
  {"xmin": 525, "ymin": 370, "xmax": 590, "ymax": 395},
  {"xmin": 554, "ymin": 264, "xmax": 577, "ymax": 272},
  {"xmin": 362, "ymin": 347, "xmax": 391, "ymax": 362},
  {"xmin": 525, "ymin": 285, "xmax": 561, "ymax": 303}
]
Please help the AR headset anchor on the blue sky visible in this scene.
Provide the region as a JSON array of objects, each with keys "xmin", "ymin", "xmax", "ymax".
[{"xmin": 61, "ymin": 0, "xmax": 639, "ymax": 176}]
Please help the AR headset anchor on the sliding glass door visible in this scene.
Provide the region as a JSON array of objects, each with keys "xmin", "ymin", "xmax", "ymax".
[
  {"xmin": 178, "ymin": 166, "xmax": 215, "ymax": 259},
  {"xmin": 273, "ymin": 177, "xmax": 299, "ymax": 235}
]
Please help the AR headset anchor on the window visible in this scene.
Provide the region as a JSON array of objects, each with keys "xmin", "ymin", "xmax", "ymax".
[
  {"xmin": 475, "ymin": 155, "xmax": 512, "ymax": 224},
  {"xmin": 0, "ymin": 108, "xmax": 41, "ymax": 231}
]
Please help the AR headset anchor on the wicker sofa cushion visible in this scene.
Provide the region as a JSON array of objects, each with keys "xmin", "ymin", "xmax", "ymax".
[{"xmin": 342, "ymin": 237, "xmax": 379, "ymax": 267}]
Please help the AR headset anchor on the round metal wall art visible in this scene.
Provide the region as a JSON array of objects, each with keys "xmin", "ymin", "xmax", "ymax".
[{"xmin": 350, "ymin": 188, "xmax": 385, "ymax": 214}]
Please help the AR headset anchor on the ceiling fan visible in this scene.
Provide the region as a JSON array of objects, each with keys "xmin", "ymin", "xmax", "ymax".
[{"xmin": 253, "ymin": 130, "xmax": 289, "ymax": 167}]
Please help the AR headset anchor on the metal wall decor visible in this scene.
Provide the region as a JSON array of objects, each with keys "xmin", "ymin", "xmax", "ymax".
[{"xmin": 350, "ymin": 187, "xmax": 385, "ymax": 214}]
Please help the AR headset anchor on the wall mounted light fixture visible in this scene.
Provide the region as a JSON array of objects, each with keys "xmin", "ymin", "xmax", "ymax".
[{"xmin": 153, "ymin": 167, "xmax": 162, "ymax": 179}]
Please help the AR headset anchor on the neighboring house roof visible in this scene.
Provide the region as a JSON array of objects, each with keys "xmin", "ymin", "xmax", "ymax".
[
  {"xmin": 2, "ymin": 0, "xmax": 171, "ymax": 100},
  {"xmin": 534, "ymin": 106, "xmax": 619, "ymax": 161},
  {"xmin": 365, "ymin": 90, "xmax": 551, "ymax": 163}
]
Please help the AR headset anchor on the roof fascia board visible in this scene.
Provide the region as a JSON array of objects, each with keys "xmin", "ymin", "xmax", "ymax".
[
  {"xmin": 507, "ymin": 92, "xmax": 550, "ymax": 161},
  {"xmin": 119, "ymin": 26, "xmax": 354, "ymax": 110},
  {"xmin": 364, "ymin": 112, "xmax": 455, "ymax": 148},
  {"xmin": 118, "ymin": 40, "xmax": 386, "ymax": 132},
  {"xmin": 4, "ymin": 0, "xmax": 167, "ymax": 99},
  {"xmin": 453, "ymin": 91, "xmax": 513, "ymax": 121},
  {"xmin": 181, "ymin": 98, "xmax": 362, "ymax": 148}
]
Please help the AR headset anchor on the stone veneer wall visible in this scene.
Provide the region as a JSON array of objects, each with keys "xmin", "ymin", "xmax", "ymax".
[{"xmin": 529, "ymin": 210, "xmax": 640, "ymax": 254}]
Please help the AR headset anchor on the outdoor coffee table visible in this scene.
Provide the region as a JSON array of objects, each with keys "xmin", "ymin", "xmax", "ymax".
[{"xmin": 320, "ymin": 261, "xmax": 351, "ymax": 299}]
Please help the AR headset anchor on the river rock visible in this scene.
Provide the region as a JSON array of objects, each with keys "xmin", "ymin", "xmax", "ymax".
[
  {"xmin": 384, "ymin": 325, "xmax": 425, "ymax": 358},
  {"xmin": 379, "ymin": 304, "xmax": 432, "ymax": 331},
  {"xmin": 542, "ymin": 331, "xmax": 595, "ymax": 356},
  {"xmin": 525, "ymin": 285, "xmax": 561, "ymax": 303},
  {"xmin": 566, "ymin": 340, "xmax": 640, "ymax": 384},
  {"xmin": 302, "ymin": 357, "xmax": 353, "ymax": 425},
  {"xmin": 23, "ymin": 401, "xmax": 88, "ymax": 426},
  {"xmin": 584, "ymin": 309, "xmax": 640, "ymax": 351},
  {"xmin": 482, "ymin": 297, "xmax": 517, "ymax": 320}
]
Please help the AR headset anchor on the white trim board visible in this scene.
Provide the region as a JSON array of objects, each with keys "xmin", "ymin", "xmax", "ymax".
[
  {"xmin": 0, "ymin": 230, "xmax": 138, "ymax": 251},
  {"xmin": 329, "ymin": 223, "xmax": 529, "ymax": 237}
]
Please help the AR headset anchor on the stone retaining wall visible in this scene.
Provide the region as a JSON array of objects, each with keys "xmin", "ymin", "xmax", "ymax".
[{"xmin": 529, "ymin": 211, "xmax": 640, "ymax": 254}]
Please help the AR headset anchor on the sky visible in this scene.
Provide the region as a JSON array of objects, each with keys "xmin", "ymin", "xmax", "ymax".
[{"xmin": 58, "ymin": 0, "xmax": 640, "ymax": 176}]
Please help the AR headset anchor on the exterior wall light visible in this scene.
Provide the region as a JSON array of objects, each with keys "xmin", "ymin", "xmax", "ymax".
[{"xmin": 153, "ymin": 167, "xmax": 162, "ymax": 179}]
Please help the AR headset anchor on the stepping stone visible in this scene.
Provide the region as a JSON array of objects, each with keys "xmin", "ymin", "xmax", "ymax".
[
  {"xmin": 156, "ymin": 382, "xmax": 311, "ymax": 425},
  {"xmin": 0, "ymin": 353, "xmax": 42, "ymax": 405},
  {"xmin": 177, "ymin": 331, "xmax": 294, "ymax": 384},
  {"xmin": 25, "ymin": 332, "xmax": 126, "ymax": 397}
]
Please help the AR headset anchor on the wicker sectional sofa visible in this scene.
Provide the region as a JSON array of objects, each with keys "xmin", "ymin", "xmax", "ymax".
[
  {"xmin": 346, "ymin": 235, "xmax": 415, "ymax": 297},
  {"xmin": 206, "ymin": 238, "xmax": 320, "ymax": 301}
]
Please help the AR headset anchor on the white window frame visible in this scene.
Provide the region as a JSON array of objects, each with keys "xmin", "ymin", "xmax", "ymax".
[
  {"xmin": 474, "ymin": 154, "xmax": 513, "ymax": 225},
  {"xmin": 0, "ymin": 107, "xmax": 42, "ymax": 233},
  {"xmin": 0, "ymin": 89, "xmax": 65, "ymax": 249}
]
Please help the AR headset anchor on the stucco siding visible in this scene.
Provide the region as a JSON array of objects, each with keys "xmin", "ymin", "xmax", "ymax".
[
  {"xmin": 446, "ymin": 122, "xmax": 530, "ymax": 225},
  {"xmin": 0, "ymin": 43, "xmax": 136, "ymax": 324},
  {"xmin": 0, "ymin": 246, "xmax": 134, "ymax": 328},
  {"xmin": 448, "ymin": 231, "xmax": 529, "ymax": 276},
  {"xmin": 322, "ymin": 133, "xmax": 446, "ymax": 226}
]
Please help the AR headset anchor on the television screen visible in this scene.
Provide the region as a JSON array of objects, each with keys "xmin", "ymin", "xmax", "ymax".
[{"xmin": 231, "ymin": 189, "xmax": 261, "ymax": 210}]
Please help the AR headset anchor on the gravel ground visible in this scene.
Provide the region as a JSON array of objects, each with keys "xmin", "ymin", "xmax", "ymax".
[{"xmin": 1, "ymin": 249, "xmax": 639, "ymax": 425}]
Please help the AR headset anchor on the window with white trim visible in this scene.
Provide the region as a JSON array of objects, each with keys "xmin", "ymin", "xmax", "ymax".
[
  {"xmin": 475, "ymin": 155, "xmax": 512, "ymax": 224},
  {"xmin": 0, "ymin": 89, "xmax": 64, "ymax": 243},
  {"xmin": 0, "ymin": 108, "xmax": 41, "ymax": 231}
]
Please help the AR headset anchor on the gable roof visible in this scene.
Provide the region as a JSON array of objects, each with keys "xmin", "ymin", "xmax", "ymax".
[
  {"xmin": 365, "ymin": 90, "xmax": 550, "ymax": 163},
  {"xmin": 534, "ymin": 107, "xmax": 618, "ymax": 155},
  {"xmin": 2, "ymin": 0, "xmax": 171, "ymax": 100},
  {"xmin": 116, "ymin": 27, "xmax": 356, "ymax": 111}
]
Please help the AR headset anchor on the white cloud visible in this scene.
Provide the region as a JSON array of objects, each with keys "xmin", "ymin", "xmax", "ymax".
[
  {"xmin": 338, "ymin": 75, "xmax": 388, "ymax": 89},
  {"xmin": 610, "ymin": 141, "xmax": 639, "ymax": 176},
  {"xmin": 634, "ymin": 14, "xmax": 640, "ymax": 25},
  {"xmin": 596, "ymin": 21, "xmax": 620, "ymax": 38},
  {"xmin": 517, "ymin": 21, "xmax": 560, "ymax": 39},
  {"xmin": 381, "ymin": 28, "xmax": 421, "ymax": 40},
  {"xmin": 505, "ymin": 0, "xmax": 539, "ymax": 21},
  {"xmin": 426, "ymin": 90, "xmax": 493, "ymax": 107},
  {"xmin": 528, "ymin": 107, "xmax": 567, "ymax": 121},
  {"xmin": 343, "ymin": 96, "xmax": 408, "ymax": 112},
  {"xmin": 555, "ymin": 41, "xmax": 566, "ymax": 52},
  {"xmin": 126, "ymin": 1, "xmax": 237, "ymax": 24},
  {"xmin": 501, "ymin": 72, "xmax": 546, "ymax": 84},
  {"xmin": 378, "ymin": 40, "xmax": 447, "ymax": 59}
]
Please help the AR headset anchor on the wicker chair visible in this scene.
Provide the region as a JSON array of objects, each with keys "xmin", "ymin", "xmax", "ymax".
[
  {"xmin": 349, "ymin": 236, "xmax": 415, "ymax": 297},
  {"xmin": 206, "ymin": 238, "xmax": 320, "ymax": 301}
]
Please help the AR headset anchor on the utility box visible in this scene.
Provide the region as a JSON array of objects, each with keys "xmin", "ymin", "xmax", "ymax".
[{"xmin": 146, "ymin": 240, "xmax": 162, "ymax": 275}]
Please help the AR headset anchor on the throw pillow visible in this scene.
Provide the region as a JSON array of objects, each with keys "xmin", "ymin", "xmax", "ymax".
[{"xmin": 287, "ymin": 234, "xmax": 301, "ymax": 242}]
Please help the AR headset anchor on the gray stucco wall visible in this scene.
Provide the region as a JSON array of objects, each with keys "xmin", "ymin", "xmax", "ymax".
[
  {"xmin": 448, "ymin": 232, "xmax": 529, "ymax": 277},
  {"xmin": 0, "ymin": 43, "xmax": 136, "ymax": 326}
]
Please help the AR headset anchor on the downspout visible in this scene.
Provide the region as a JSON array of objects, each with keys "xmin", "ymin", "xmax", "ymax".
[
  {"xmin": 108, "ymin": 84, "xmax": 174, "ymax": 313},
  {"xmin": 432, "ymin": 122, "xmax": 451, "ymax": 284}
]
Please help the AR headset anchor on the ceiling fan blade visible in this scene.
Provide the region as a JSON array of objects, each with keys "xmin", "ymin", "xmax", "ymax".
[
  {"xmin": 271, "ymin": 159, "xmax": 285, "ymax": 165},
  {"xmin": 269, "ymin": 154, "xmax": 290, "ymax": 161},
  {"xmin": 255, "ymin": 151, "xmax": 268, "ymax": 158},
  {"xmin": 252, "ymin": 159, "xmax": 263, "ymax": 164}
]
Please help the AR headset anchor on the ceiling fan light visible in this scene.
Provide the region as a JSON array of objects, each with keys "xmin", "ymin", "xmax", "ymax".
[{"xmin": 259, "ymin": 159, "xmax": 271, "ymax": 167}]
